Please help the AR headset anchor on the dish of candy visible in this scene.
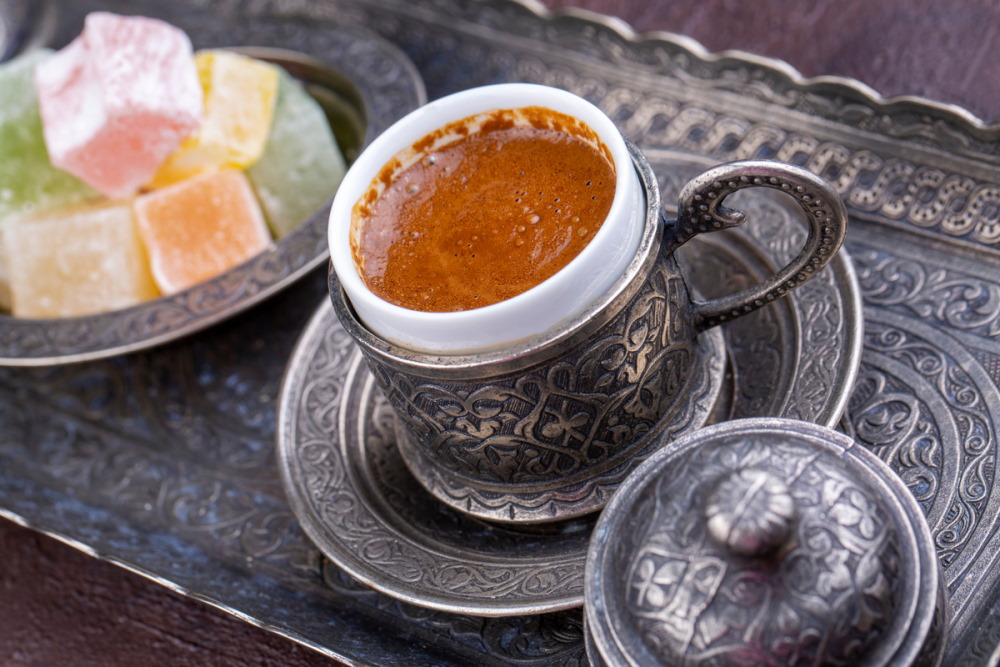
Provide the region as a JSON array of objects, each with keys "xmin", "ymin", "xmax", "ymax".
[
  {"xmin": 0, "ymin": 5, "xmax": 424, "ymax": 365},
  {"xmin": 0, "ymin": 12, "xmax": 346, "ymax": 319}
]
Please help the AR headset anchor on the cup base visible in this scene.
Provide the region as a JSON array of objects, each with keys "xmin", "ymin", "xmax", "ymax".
[{"xmin": 392, "ymin": 325, "xmax": 727, "ymax": 523}]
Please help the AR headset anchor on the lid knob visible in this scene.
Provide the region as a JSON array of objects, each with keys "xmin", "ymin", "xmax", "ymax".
[{"xmin": 704, "ymin": 467, "xmax": 796, "ymax": 557}]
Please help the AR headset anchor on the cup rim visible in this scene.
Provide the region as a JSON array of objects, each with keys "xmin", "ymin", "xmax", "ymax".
[
  {"xmin": 328, "ymin": 82, "xmax": 644, "ymax": 354},
  {"xmin": 330, "ymin": 137, "xmax": 663, "ymax": 373}
]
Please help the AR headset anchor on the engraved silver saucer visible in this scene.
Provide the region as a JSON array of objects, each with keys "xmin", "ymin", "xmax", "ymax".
[
  {"xmin": 279, "ymin": 308, "xmax": 723, "ymax": 616},
  {"xmin": 277, "ymin": 215, "xmax": 862, "ymax": 616}
]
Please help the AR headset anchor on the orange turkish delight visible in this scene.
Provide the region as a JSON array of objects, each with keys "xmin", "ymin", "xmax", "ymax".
[{"xmin": 134, "ymin": 169, "xmax": 271, "ymax": 294}]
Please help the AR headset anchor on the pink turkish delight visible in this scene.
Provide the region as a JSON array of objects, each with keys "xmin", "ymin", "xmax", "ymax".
[{"xmin": 34, "ymin": 12, "xmax": 202, "ymax": 199}]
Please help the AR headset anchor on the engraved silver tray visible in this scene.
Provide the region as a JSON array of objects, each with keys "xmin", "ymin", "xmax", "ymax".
[{"xmin": 4, "ymin": 0, "xmax": 1000, "ymax": 664}]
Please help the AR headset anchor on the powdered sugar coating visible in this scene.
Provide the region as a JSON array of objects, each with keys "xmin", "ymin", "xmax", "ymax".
[{"xmin": 34, "ymin": 12, "xmax": 203, "ymax": 198}]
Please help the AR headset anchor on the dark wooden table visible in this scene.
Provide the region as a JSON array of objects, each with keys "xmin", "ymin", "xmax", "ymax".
[{"xmin": 3, "ymin": 0, "xmax": 998, "ymax": 664}]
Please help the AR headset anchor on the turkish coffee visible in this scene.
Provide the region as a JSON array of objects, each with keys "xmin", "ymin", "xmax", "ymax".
[{"xmin": 350, "ymin": 106, "xmax": 616, "ymax": 312}]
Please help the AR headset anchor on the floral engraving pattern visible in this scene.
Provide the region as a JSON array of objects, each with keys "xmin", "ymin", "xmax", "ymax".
[
  {"xmin": 284, "ymin": 306, "xmax": 594, "ymax": 611},
  {"xmin": 850, "ymin": 316, "xmax": 998, "ymax": 573},
  {"xmin": 355, "ymin": 253, "xmax": 729, "ymax": 523},
  {"xmin": 390, "ymin": 327, "xmax": 724, "ymax": 521},
  {"xmin": 849, "ymin": 367, "xmax": 943, "ymax": 514},
  {"xmin": 624, "ymin": 437, "xmax": 903, "ymax": 666},
  {"xmin": 845, "ymin": 238, "xmax": 1000, "ymax": 661},
  {"xmin": 853, "ymin": 248, "xmax": 1000, "ymax": 338},
  {"xmin": 373, "ymin": 263, "xmax": 695, "ymax": 488},
  {"xmin": 321, "ymin": 564, "xmax": 587, "ymax": 665}
]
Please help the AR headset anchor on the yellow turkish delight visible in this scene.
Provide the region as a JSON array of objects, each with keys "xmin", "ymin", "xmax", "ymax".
[
  {"xmin": 5, "ymin": 201, "xmax": 159, "ymax": 318},
  {"xmin": 149, "ymin": 50, "xmax": 279, "ymax": 187}
]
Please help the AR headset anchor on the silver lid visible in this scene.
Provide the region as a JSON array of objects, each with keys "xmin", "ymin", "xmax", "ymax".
[{"xmin": 585, "ymin": 417, "xmax": 947, "ymax": 667}]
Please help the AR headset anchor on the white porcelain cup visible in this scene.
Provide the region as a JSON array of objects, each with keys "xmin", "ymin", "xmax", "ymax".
[{"xmin": 328, "ymin": 83, "xmax": 645, "ymax": 354}]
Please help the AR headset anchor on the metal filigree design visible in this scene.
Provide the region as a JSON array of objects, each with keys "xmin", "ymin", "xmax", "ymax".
[
  {"xmin": 849, "ymin": 366, "xmax": 944, "ymax": 515},
  {"xmin": 615, "ymin": 101, "xmax": 1000, "ymax": 247},
  {"xmin": 681, "ymin": 216, "xmax": 858, "ymax": 428},
  {"xmin": 704, "ymin": 468, "xmax": 796, "ymax": 557},
  {"xmin": 271, "ymin": 0, "xmax": 1000, "ymax": 253},
  {"xmin": 665, "ymin": 154, "xmax": 861, "ymax": 427},
  {"xmin": 606, "ymin": 98, "xmax": 1000, "ymax": 248},
  {"xmin": 320, "ymin": 563, "xmax": 588, "ymax": 665},
  {"xmin": 393, "ymin": 268, "xmax": 693, "ymax": 487},
  {"xmin": 331, "ymin": 141, "xmax": 702, "ymax": 524},
  {"xmin": 0, "ymin": 307, "xmax": 320, "ymax": 576},
  {"xmin": 279, "ymin": 222, "xmax": 855, "ymax": 619},
  {"xmin": 845, "ymin": 232, "xmax": 1000, "ymax": 659},
  {"xmin": 669, "ymin": 160, "xmax": 849, "ymax": 329},
  {"xmin": 364, "ymin": 258, "xmax": 710, "ymax": 523},
  {"xmin": 854, "ymin": 247, "xmax": 1000, "ymax": 337},
  {"xmin": 280, "ymin": 303, "xmax": 597, "ymax": 615},
  {"xmin": 390, "ymin": 321, "xmax": 725, "ymax": 522},
  {"xmin": 339, "ymin": 153, "xmax": 849, "ymax": 524}
]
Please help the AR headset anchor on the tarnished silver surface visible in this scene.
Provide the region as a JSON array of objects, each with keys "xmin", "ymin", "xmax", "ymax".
[
  {"xmin": 846, "ymin": 228, "xmax": 1000, "ymax": 666},
  {"xmin": 584, "ymin": 418, "xmax": 947, "ymax": 667},
  {"xmin": 1, "ymin": 0, "xmax": 998, "ymax": 664},
  {"xmin": 279, "ymin": 302, "xmax": 722, "ymax": 615},
  {"xmin": 0, "ymin": 0, "xmax": 425, "ymax": 366}
]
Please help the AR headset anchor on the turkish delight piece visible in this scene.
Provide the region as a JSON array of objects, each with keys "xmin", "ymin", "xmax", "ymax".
[
  {"xmin": 34, "ymin": 11, "xmax": 202, "ymax": 199},
  {"xmin": 150, "ymin": 50, "xmax": 279, "ymax": 188},
  {"xmin": 246, "ymin": 69, "xmax": 346, "ymax": 238},
  {"xmin": 0, "ymin": 50, "xmax": 97, "ymax": 222},
  {"xmin": 134, "ymin": 169, "xmax": 271, "ymax": 294},
  {"xmin": 5, "ymin": 201, "xmax": 159, "ymax": 318}
]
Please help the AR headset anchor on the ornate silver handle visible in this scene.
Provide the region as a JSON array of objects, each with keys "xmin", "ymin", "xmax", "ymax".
[{"xmin": 663, "ymin": 160, "xmax": 848, "ymax": 332}]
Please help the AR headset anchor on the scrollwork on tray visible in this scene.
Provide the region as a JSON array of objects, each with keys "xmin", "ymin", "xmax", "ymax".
[
  {"xmin": 854, "ymin": 248, "xmax": 1000, "ymax": 337},
  {"xmin": 609, "ymin": 99, "xmax": 1000, "ymax": 247},
  {"xmin": 0, "ymin": 369, "xmax": 315, "ymax": 574},
  {"xmin": 850, "ymin": 316, "xmax": 998, "ymax": 573},
  {"xmin": 322, "ymin": 563, "xmax": 587, "ymax": 664},
  {"xmin": 183, "ymin": 0, "xmax": 1000, "ymax": 254},
  {"xmin": 13, "ymin": 0, "xmax": 982, "ymax": 663}
]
